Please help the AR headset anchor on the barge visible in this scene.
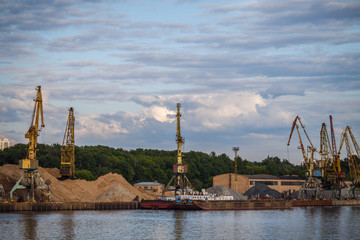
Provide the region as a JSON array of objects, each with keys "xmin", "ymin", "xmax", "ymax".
[
  {"xmin": 174, "ymin": 199, "xmax": 292, "ymax": 210},
  {"xmin": 140, "ymin": 200, "xmax": 175, "ymax": 210},
  {"xmin": 140, "ymin": 199, "xmax": 293, "ymax": 210}
]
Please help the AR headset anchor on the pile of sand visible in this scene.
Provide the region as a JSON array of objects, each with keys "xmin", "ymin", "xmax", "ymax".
[{"xmin": 0, "ymin": 164, "xmax": 154, "ymax": 202}]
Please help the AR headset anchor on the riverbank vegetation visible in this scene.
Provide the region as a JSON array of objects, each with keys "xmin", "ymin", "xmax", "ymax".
[{"xmin": 0, "ymin": 144, "xmax": 350, "ymax": 190}]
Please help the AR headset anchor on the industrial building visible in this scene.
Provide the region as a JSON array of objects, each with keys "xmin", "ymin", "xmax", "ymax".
[
  {"xmin": 134, "ymin": 181, "xmax": 164, "ymax": 196},
  {"xmin": 213, "ymin": 173, "xmax": 306, "ymax": 194}
]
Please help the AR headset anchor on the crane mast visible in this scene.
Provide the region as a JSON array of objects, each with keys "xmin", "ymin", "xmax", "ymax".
[
  {"xmin": 10, "ymin": 86, "xmax": 51, "ymax": 202},
  {"xmin": 60, "ymin": 107, "xmax": 75, "ymax": 179},
  {"xmin": 176, "ymin": 103, "xmax": 184, "ymax": 166},
  {"xmin": 330, "ymin": 115, "xmax": 341, "ymax": 175},
  {"xmin": 319, "ymin": 123, "xmax": 332, "ymax": 177},
  {"xmin": 163, "ymin": 103, "xmax": 192, "ymax": 197}
]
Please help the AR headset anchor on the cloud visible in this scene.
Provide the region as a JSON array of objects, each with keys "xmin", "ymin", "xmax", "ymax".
[
  {"xmin": 0, "ymin": 0, "xmax": 359, "ymax": 162},
  {"xmin": 77, "ymin": 114, "xmax": 129, "ymax": 139},
  {"xmin": 142, "ymin": 106, "xmax": 176, "ymax": 123}
]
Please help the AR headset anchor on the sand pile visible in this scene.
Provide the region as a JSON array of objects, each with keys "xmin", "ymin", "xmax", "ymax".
[
  {"xmin": 0, "ymin": 164, "xmax": 154, "ymax": 202},
  {"xmin": 244, "ymin": 183, "xmax": 282, "ymax": 199},
  {"xmin": 206, "ymin": 185, "xmax": 247, "ymax": 200}
]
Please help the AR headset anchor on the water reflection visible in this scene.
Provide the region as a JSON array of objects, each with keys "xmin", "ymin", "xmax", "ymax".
[
  {"xmin": 22, "ymin": 213, "xmax": 37, "ymax": 239},
  {"xmin": 173, "ymin": 211, "xmax": 185, "ymax": 240},
  {"xmin": 59, "ymin": 211, "xmax": 75, "ymax": 240},
  {"xmin": 2, "ymin": 207, "xmax": 360, "ymax": 239}
]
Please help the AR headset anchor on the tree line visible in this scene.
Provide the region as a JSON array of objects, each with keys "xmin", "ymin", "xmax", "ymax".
[{"xmin": 0, "ymin": 143, "xmax": 350, "ymax": 190}]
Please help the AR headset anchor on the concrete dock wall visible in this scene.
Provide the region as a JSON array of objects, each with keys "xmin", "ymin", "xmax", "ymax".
[
  {"xmin": 0, "ymin": 201, "xmax": 139, "ymax": 212},
  {"xmin": 293, "ymin": 199, "xmax": 360, "ymax": 207}
]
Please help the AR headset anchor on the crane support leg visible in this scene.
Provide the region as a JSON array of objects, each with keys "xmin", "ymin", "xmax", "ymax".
[{"xmin": 10, "ymin": 172, "xmax": 27, "ymax": 201}]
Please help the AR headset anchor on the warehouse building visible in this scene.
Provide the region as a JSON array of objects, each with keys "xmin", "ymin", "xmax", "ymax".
[
  {"xmin": 213, "ymin": 173, "xmax": 306, "ymax": 194},
  {"xmin": 134, "ymin": 181, "xmax": 164, "ymax": 196}
]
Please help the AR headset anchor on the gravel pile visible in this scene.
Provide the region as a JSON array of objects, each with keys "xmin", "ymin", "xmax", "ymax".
[
  {"xmin": 0, "ymin": 164, "xmax": 155, "ymax": 202},
  {"xmin": 206, "ymin": 185, "xmax": 247, "ymax": 200},
  {"xmin": 244, "ymin": 183, "xmax": 282, "ymax": 199}
]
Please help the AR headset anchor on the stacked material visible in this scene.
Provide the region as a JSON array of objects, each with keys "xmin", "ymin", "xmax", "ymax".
[
  {"xmin": 0, "ymin": 164, "xmax": 154, "ymax": 202},
  {"xmin": 244, "ymin": 183, "xmax": 282, "ymax": 199},
  {"xmin": 206, "ymin": 185, "xmax": 247, "ymax": 200}
]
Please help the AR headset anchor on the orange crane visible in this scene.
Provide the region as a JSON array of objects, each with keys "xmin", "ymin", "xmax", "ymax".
[
  {"xmin": 338, "ymin": 126, "xmax": 360, "ymax": 198},
  {"xmin": 163, "ymin": 103, "xmax": 192, "ymax": 196},
  {"xmin": 10, "ymin": 86, "xmax": 51, "ymax": 202},
  {"xmin": 60, "ymin": 107, "xmax": 76, "ymax": 179},
  {"xmin": 288, "ymin": 116, "xmax": 322, "ymax": 199}
]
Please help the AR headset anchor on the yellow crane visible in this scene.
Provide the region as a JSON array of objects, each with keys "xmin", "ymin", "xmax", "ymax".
[
  {"xmin": 319, "ymin": 117, "xmax": 346, "ymax": 199},
  {"xmin": 287, "ymin": 116, "xmax": 322, "ymax": 199},
  {"xmin": 10, "ymin": 86, "xmax": 51, "ymax": 202},
  {"xmin": 329, "ymin": 116, "xmax": 342, "ymax": 176},
  {"xmin": 60, "ymin": 107, "xmax": 76, "ymax": 179},
  {"xmin": 338, "ymin": 126, "xmax": 360, "ymax": 198},
  {"xmin": 163, "ymin": 103, "xmax": 192, "ymax": 196},
  {"xmin": 288, "ymin": 116, "xmax": 317, "ymax": 176}
]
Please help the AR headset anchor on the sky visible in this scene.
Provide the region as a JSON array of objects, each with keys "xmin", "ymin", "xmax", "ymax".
[{"xmin": 0, "ymin": 0, "xmax": 359, "ymax": 164}]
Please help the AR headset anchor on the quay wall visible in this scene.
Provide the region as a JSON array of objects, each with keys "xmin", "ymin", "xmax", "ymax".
[{"xmin": 0, "ymin": 201, "xmax": 139, "ymax": 212}]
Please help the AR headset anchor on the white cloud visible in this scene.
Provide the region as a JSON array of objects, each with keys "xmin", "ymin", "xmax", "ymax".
[
  {"xmin": 142, "ymin": 106, "xmax": 176, "ymax": 123},
  {"xmin": 77, "ymin": 115, "xmax": 129, "ymax": 139},
  {"xmin": 186, "ymin": 91, "xmax": 267, "ymax": 130}
]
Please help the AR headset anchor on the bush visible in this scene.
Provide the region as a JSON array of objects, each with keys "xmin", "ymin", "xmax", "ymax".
[{"xmin": 76, "ymin": 169, "xmax": 96, "ymax": 181}]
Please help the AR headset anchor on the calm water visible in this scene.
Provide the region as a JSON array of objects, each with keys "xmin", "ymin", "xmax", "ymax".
[{"xmin": 1, "ymin": 207, "xmax": 360, "ymax": 240}]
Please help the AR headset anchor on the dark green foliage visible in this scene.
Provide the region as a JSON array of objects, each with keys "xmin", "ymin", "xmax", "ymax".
[
  {"xmin": 76, "ymin": 169, "xmax": 96, "ymax": 181},
  {"xmin": 0, "ymin": 143, "xmax": 27, "ymax": 165},
  {"xmin": 0, "ymin": 144, "xmax": 314, "ymax": 190}
]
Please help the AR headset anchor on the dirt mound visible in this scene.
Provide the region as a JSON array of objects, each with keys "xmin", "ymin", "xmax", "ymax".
[
  {"xmin": 206, "ymin": 185, "xmax": 247, "ymax": 200},
  {"xmin": 0, "ymin": 164, "xmax": 154, "ymax": 202},
  {"xmin": 244, "ymin": 183, "xmax": 282, "ymax": 199}
]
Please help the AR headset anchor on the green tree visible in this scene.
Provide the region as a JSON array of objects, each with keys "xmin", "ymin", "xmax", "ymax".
[{"xmin": 76, "ymin": 169, "xmax": 96, "ymax": 181}]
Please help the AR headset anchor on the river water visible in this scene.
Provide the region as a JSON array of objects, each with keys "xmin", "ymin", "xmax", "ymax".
[{"xmin": 1, "ymin": 206, "xmax": 360, "ymax": 240}]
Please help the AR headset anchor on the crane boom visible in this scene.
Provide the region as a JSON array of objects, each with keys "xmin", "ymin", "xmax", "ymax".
[
  {"xmin": 60, "ymin": 107, "xmax": 75, "ymax": 179},
  {"xmin": 22, "ymin": 86, "xmax": 44, "ymax": 168},
  {"xmin": 288, "ymin": 116, "xmax": 323, "ymax": 199},
  {"xmin": 339, "ymin": 126, "xmax": 360, "ymax": 185},
  {"xmin": 288, "ymin": 116, "xmax": 316, "ymax": 172},
  {"xmin": 329, "ymin": 115, "xmax": 341, "ymax": 174}
]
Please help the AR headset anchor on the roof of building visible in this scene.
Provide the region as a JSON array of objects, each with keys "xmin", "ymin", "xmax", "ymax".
[
  {"xmin": 134, "ymin": 182, "xmax": 164, "ymax": 186},
  {"xmin": 277, "ymin": 175, "xmax": 306, "ymax": 180},
  {"xmin": 245, "ymin": 174, "xmax": 279, "ymax": 180},
  {"xmin": 214, "ymin": 173, "xmax": 306, "ymax": 181}
]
